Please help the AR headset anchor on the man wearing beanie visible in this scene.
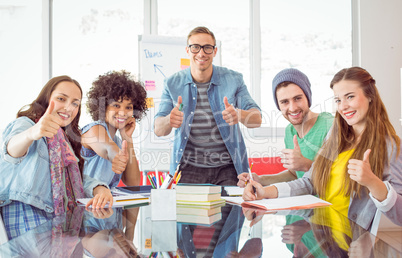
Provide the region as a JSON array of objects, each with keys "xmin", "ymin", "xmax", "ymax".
[{"xmin": 238, "ymin": 68, "xmax": 333, "ymax": 186}]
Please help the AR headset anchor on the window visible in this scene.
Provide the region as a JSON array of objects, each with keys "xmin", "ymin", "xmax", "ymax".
[
  {"xmin": 52, "ymin": 0, "xmax": 144, "ymax": 127},
  {"xmin": 0, "ymin": 0, "xmax": 44, "ymax": 133},
  {"xmin": 0, "ymin": 0, "xmax": 353, "ymax": 138},
  {"xmin": 260, "ymin": 0, "xmax": 352, "ymax": 128},
  {"xmin": 157, "ymin": 0, "xmax": 250, "ymax": 88}
]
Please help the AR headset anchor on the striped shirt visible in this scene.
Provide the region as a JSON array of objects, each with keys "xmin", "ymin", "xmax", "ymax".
[{"xmin": 182, "ymin": 82, "xmax": 232, "ymax": 167}]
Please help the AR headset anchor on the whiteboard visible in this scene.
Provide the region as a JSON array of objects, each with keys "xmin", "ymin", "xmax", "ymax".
[{"xmin": 137, "ymin": 35, "xmax": 221, "ymax": 170}]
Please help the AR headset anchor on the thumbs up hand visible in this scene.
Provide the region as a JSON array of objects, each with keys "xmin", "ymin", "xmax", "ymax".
[
  {"xmin": 112, "ymin": 140, "xmax": 129, "ymax": 174},
  {"xmin": 30, "ymin": 101, "xmax": 63, "ymax": 140},
  {"xmin": 347, "ymin": 149, "xmax": 375, "ymax": 186},
  {"xmin": 222, "ymin": 96, "xmax": 238, "ymax": 125},
  {"xmin": 280, "ymin": 135, "xmax": 312, "ymax": 172},
  {"xmin": 169, "ymin": 96, "xmax": 184, "ymax": 128}
]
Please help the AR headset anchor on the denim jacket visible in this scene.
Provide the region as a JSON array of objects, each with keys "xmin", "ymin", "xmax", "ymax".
[
  {"xmin": 0, "ymin": 117, "xmax": 108, "ymax": 213},
  {"xmin": 155, "ymin": 65, "xmax": 260, "ymax": 175},
  {"xmin": 81, "ymin": 121, "xmax": 122, "ymax": 188}
]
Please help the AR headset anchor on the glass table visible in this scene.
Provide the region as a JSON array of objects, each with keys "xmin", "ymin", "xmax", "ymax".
[{"xmin": 0, "ymin": 201, "xmax": 400, "ymax": 257}]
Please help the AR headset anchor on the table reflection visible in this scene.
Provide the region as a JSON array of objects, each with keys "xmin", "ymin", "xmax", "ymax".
[
  {"xmin": 244, "ymin": 205, "xmax": 400, "ymax": 258},
  {"xmin": 82, "ymin": 207, "xmax": 140, "ymax": 257},
  {"xmin": 0, "ymin": 203, "xmax": 400, "ymax": 257},
  {"xmin": 177, "ymin": 205, "xmax": 247, "ymax": 257},
  {"xmin": 0, "ymin": 206, "xmax": 140, "ymax": 258},
  {"xmin": 0, "ymin": 206, "xmax": 85, "ymax": 257}
]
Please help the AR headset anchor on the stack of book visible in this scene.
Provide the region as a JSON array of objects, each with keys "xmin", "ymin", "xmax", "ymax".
[{"xmin": 176, "ymin": 184, "xmax": 225, "ymax": 225}]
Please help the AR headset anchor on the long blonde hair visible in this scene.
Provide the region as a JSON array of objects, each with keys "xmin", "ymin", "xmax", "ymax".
[{"xmin": 312, "ymin": 67, "xmax": 400, "ymax": 198}]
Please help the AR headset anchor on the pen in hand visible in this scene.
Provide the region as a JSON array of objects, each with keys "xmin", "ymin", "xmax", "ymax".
[
  {"xmin": 247, "ymin": 167, "xmax": 257, "ymax": 198},
  {"xmin": 252, "ymin": 185, "xmax": 257, "ymax": 198}
]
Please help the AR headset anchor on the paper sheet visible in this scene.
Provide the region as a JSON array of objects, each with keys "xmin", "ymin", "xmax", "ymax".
[
  {"xmin": 222, "ymin": 195, "xmax": 331, "ymax": 211},
  {"xmin": 223, "ymin": 186, "xmax": 244, "ymax": 196},
  {"xmin": 77, "ymin": 195, "xmax": 149, "ymax": 208}
]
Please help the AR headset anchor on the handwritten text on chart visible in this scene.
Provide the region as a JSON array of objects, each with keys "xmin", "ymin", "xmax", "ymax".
[
  {"xmin": 145, "ymin": 80, "xmax": 156, "ymax": 91},
  {"xmin": 144, "ymin": 49, "xmax": 162, "ymax": 58}
]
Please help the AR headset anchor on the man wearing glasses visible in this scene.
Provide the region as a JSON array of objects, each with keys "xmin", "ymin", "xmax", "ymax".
[{"xmin": 154, "ymin": 26, "xmax": 261, "ymax": 185}]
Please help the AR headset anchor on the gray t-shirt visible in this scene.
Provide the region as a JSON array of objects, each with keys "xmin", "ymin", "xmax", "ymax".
[{"xmin": 181, "ymin": 81, "xmax": 232, "ymax": 167}]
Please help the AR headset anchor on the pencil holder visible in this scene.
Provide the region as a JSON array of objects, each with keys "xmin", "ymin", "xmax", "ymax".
[
  {"xmin": 151, "ymin": 220, "xmax": 177, "ymax": 251},
  {"xmin": 151, "ymin": 189, "xmax": 176, "ymax": 221}
]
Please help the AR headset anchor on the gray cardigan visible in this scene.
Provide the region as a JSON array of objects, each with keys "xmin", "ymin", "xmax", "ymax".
[{"xmin": 275, "ymin": 140, "xmax": 402, "ymax": 230}]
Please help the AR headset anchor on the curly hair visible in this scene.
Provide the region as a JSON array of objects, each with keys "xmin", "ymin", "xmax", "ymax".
[{"xmin": 87, "ymin": 70, "xmax": 148, "ymax": 121}]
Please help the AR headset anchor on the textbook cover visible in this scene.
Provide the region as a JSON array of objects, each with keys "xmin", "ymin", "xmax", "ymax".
[
  {"xmin": 175, "ymin": 183, "xmax": 221, "ymax": 194},
  {"xmin": 176, "ymin": 203, "xmax": 224, "ymax": 217},
  {"xmin": 115, "ymin": 185, "xmax": 152, "ymax": 195},
  {"xmin": 176, "ymin": 192, "xmax": 221, "ymax": 202},
  {"xmin": 176, "ymin": 205, "xmax": 221, "ymax": 217},
  {"xmin": 177, "ymin": 212, "xmax": 222, "ymax": 225},
  {"xmin": 176, "ymin": 199, "xmax": 226, "ymax": 207}
]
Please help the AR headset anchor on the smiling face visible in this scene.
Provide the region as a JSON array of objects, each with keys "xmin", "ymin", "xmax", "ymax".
[
  {"xmin": 333, "ymin": 79, "xmax": 370, "ymax": 135},
  {"xmin": 49, "ymin": 81, "xmax": 82, "ymax": 127},
  {"xmin": 186, "ymin": 33, "xmax": 217, "ymax": 77},
  {"xmin": 276, "ymin": 83, "xmax": 310, "ymax": 125},
  {"xmin": 105, "ymin": 97, "xmax": 134, "ymax": 130}
]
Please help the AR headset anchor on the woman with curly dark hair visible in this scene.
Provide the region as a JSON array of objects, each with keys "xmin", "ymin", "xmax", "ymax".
[{"xmin": 81, "ymin": 70, "xmax": 148, "ymax": 192}]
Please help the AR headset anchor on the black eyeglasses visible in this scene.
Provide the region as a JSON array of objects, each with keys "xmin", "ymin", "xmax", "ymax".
[{"xmin": 188, "ymin": 44, "xmax": 216, "ymax": 54}]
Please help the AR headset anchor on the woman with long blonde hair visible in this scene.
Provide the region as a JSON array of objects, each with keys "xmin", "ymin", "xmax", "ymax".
[{"xmin": 243, "ymin": 67, "xmax": 402, "ymax": 230}]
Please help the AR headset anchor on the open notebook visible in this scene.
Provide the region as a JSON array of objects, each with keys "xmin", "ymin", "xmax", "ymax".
[
  {"xmin": 77, "ymin": 194, "xmax": 149, "ymax": 208},
  {"xmin": 222, "ymin": 195, "xmax": 331, "ymax": 211}
]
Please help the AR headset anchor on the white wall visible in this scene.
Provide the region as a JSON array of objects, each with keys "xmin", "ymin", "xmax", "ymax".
[
  {"xmin": 356, "ymin": 0, "xmax": 402, "ymax": 137},
  {"xmin": 246, "ymin": 0, "xmax": 402, "ymax": 158}
]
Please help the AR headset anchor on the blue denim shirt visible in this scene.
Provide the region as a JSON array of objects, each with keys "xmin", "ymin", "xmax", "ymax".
[
  {"xmin": 81, "ymin": 121, "xmax": 123, "ymax": 188},
  {"xmin": 155, "ymin": 65, "xmax": 260, "ymax": 175},
  {"xmin": 0, "ymin": 117, "xmax": 108, "ymax": 213}
]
